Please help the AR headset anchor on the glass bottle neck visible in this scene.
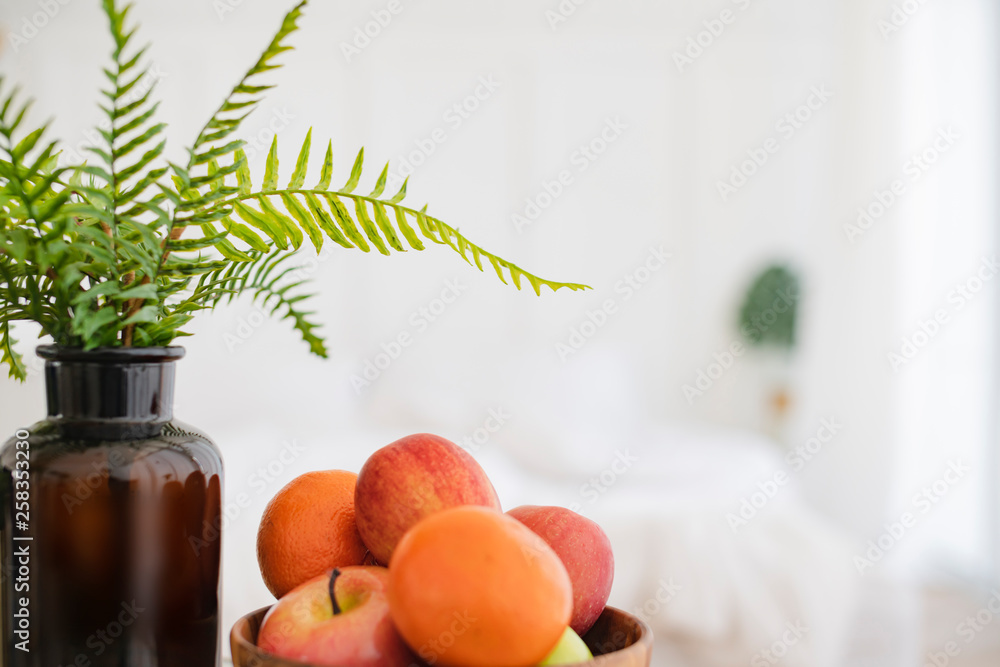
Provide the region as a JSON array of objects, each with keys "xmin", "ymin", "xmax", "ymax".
[{"xmin": 38, "ymin": 346, "xmax": 184, "ymax": 433}]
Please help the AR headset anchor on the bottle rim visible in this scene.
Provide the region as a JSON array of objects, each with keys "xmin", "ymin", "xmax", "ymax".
[{"xmin": 36, "ymin": 345, "xmax": 186, "ymax": 363}]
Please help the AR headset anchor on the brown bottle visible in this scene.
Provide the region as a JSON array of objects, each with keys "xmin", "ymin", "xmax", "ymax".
[{"xmin": 0, "ymin": 346, "xmax": 222, "ymax": 666}]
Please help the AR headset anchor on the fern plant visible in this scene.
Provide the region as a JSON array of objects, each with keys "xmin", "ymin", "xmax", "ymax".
[{"xmin": 0, "ymin": 0, "xmax": 588, "ymax": 381}]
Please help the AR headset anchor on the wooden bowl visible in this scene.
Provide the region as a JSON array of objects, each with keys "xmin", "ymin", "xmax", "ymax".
[{"xmin": 232, "ymin": 605, "xmax": 653, "ymax": 667}]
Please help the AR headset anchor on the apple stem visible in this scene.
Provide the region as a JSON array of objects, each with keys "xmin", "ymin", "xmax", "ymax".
[{"xmin": 329, "ymin": 568, "xmax": 342, "ymax": 615}]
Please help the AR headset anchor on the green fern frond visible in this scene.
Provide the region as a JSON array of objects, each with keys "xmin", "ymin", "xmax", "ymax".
[
  {"xmin": 0, "ymin": 0, "xmax": 588, "ymax": 370},
  {"xmin": 177, "ymin": 249, "xmax": 326, "ymax": 356},
  {"xmin": 57, "ymin": 0, "xmax": 175, "ymax": 348},
  {"xmin": 1, "ymin": 320, "xmax": 27, "ymax": 382},
  {"xmin": 150, "ymin": 0, "xmax": 308, "ymax": 285},
  {"xmin": 96, "ymin": 0, "xmax": 166, "ymax": 221},
  {"xmin": 190, "ymin": 0, "xmax": 306, "ymax": 165},
  {"xmin": 0, "ymin": 80, "xmax": 77, "ymax": 364},
  {"xmin": 218, "ymin": 134, "xmax": 590, "ymax": 295}
]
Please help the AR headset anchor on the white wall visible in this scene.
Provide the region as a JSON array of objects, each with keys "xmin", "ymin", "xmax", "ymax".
[{"xmin": 0, "ymin": 0, "xmax": 996, "ymax": 595}]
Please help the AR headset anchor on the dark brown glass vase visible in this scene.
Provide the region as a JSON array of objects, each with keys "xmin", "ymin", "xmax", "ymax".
[{"xmin": 0, "ymin": 346, "xmax": 222, "ymax": 666}]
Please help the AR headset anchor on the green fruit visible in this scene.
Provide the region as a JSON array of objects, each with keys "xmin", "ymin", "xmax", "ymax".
[{"xmin": 540, "ymin": 627, "xmax": 594, "ymax": 666}]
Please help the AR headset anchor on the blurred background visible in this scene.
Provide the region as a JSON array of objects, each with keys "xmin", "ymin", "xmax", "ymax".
[{"xmin": 1, "ymin": 0, "xmax": 998, "ymax": 665}]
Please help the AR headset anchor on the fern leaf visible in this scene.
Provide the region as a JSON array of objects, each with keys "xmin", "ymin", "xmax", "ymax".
[
  {"xmin": 235, "ymin": 148, "xmax": 253, "ymax": 194},
  {"xmin": 234, "ymin": 202, "xmax": 288, "ymax": 250},
  {"xmin": 116, "ymin": 123, "xmax": 166, "ymax": 159},
  {"xmin": 303, "ymin": 193, "xmax": 352, "ymax": 249},
  {"xmin": 12, "ymin": 127, "xmax": 44, "ymax": 162},
  {"xmin": 263, "ymin": 137, "xmax": 279, "ymax": 190},
  {"xmin": 289, "ymin": 128, "xmax": 311, "ymax": 189},
  {"xmin": 190, "ymin": 0, "xmax": 306, "ymax": 157},
  {"xmin": 0, "ymin": 322, "xmax": 26, "ymax": 382},
  {"xmin": 113, "ymin": 283, "xmax": 159, "ymax": 302},
  {"xmin": 280, "ymin": 193, "xmax": 322, "ymax": 252},
  {"xmin": 76, "ymin": 307, "xmax": 119, "ymax": 344},
  {"xmin": 351, "ymin": 198, "xmax": 389, "ymax": 255},
  {"xmin": 165, "ymin": 229, "xmax": 230, "ymax": 253},
  {"xmin": 219, "ymin": 134, "xmax": 591, "ymax": 294},
  {"xmin": 387, "ymin": 176, "xmax": 408, "ymax": 204},
  {"xmin": 342, "ymin": 148, "xmax": 363, "ymax": 193},
  {"xmin": 116, "ymin": 101, "xmax": 159, "ymax": 136},
  {"xmin": 123, "ymin": 304, "xmax": 159, "ymax": 324},
  {"xmin": 114, "ymin": 86, "xmax": 154, "ymax": 120},
  {"xmin": 369, "ymin": 163, "xmax": 389, "ymax": 198},
  {"xmin": 419, "ymin": 211, "xmax": 589, "ymax": 294},
  {"xmin": 117, "ymin": 139, "xmax": 165, "ymax": 182},
  {"xmin": 221, "ymin": 216, "xmax": 270, "ymax": 253},
  {"xmin": 323, "ymin": 194, "xmax": 369, "ymax": 251},
  {"xmin": 393, "ymin": 206, "xmax": 423, "ymax": 250},
  {"xmin": 185, "ymin": 249, "xmax": 326, "ymax": 356},
  {"xmin": 258, "ymin": 195, "xmax": 302, "ymax": 249},
  {"xmin": 191, "ymin": 140, "xmax": 245, "ymax": 167},
  {"xmin": 415, "ymin": 208, "xmax": 441, "ymax": 243},
  {"xmin": 372, "ymin": 202, "xmax": 405, "ymax": 252},
  {"xmin": 316, "ymin": 140, "xmax": 333, "ymax": 190}
]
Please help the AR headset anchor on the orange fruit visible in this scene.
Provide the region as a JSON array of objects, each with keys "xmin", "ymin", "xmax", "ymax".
[
  {"xmin": 257, "ymin": 470, "xmax": 368, "ymax": 598},
  {"xmin": 388, "ymin": 506, "xmax": 572, "ymax": 667}
]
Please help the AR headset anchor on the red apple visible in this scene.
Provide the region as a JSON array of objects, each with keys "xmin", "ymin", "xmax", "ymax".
[
  {"xmin": 355, "ymin": 433, "xmax": 502, "ymax": 564},
  {"xmin": 257, "ymin": 566, "xmax": 416, "ymax": 667},
  {"xmin": 507, "ymin": 505, "xmax": 614, "ymax": 636}
]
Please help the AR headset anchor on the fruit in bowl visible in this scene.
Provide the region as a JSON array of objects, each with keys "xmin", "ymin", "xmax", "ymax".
[
  {"xmin": 257, "ymin": 470, "xmax": 368, "ymax": 598},
  {"xmin": 240, "ymin": 432, "xmax": 646, "ymax": 667},
  {"xmin": 540, "ymin": 627, "xmax": 594, "ymax": 666},
  {"xmin": 233, "ymin": 606, "xmax": 650, "ymax": 667},
  {"xmin": 389, "ymin": 505, "xmax": 572, "ymax": 667},
  {"xmin": 354, "ymin": 433, "xmax": 502, "ymax": 564},
  {"xmin": 257, "ymin": 566, "xmax": 416, "ymax": 667},
  {"xmin": 507, "ymin": 505, "xmax": 615, "ymax": 636}
]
